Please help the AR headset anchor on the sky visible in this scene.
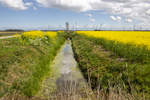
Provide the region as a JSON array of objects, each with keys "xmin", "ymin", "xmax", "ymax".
[{"xmin": 0, "ymin": 0, "xmax": 150, "ymax": 30}]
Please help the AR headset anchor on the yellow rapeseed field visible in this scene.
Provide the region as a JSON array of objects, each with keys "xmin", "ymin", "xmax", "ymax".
[
  {"xmin": 22, "ymin": 31, "xmax": 57, "ymax": 39},
  {"xmin": 45, "ymin": 31, "xmax": 57, "ymax": 38},
  {"xmin": 77, "ymin": 31, "xmax": 150, "ymax": 49},
  {"xmin": 22, "ymin": 31, "xmax": 44, "ymax": 39}
]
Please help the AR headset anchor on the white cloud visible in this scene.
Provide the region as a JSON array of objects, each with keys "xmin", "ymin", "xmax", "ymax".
[
  {"xmin": 146, "ymin": 9, "xmax": 150, "ymax": 15},
  {"xmin": 85, "ymin": 13, "xmax": 95, "ymax": 23},
  {"xmin": 90, "ymin": 18, "xmax": 95, "ymax": 23},
  {"xmin": 25, "ymin": 2, "xmax": 33, "ymax": 6},
  {"xmin": 110, "ymin": 16, "xmax": 116, "ymax": 21},
  {"xmin": 125, "ymin": 18, "xmax": 133, "ymax": 23},
  {"xmin": 0, "ymin": 0, "xmax": 32, "ymax": 10},
  {"xmin": 36, "ymin": 0, "xmax": 92, "ymax": 12},
  {"xmin": 33, "ymin": 6, "xmax": 37, "ymax": 10},
  {"xmin": 0, "ymin": 0, "xmax": 150, "ymax": 24},
  {"xmin": 110, "ymin": 16, "xmax": 121, "ymax": 21},
  {"xmin": 116, "ymin": 16, "xmax": 121, "ymax": 21},
  {"xmin": 86, "ymin": 13, "xmax": 92, "ymax": 17},
  {"xmin": 34, "ymin": 0, "xmax": 150, "ymax": 24}
]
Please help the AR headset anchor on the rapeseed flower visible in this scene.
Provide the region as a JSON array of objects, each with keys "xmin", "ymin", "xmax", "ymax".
[
  {"xmin": 45, "ymin": 31, "xmax": 57, "ymax": 38},
  {"xmin": 77, "ymin": 31, "xmax": 150, "ymax": 49}
]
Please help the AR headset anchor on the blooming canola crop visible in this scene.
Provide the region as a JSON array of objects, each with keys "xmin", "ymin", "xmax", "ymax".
[
  {"xmin": 22, "ymin": 31, "xmax": 44, "ymax": 39},
  {"xmin": 77, "ymin": 31, "xmax": 150, "ymax": 49},
  {"xmin": 22, "ymin": 31, "xmax": 57, "ymax": 39},
  {"xmin": 45, "ymin": 31, "xmax": 57, "ymax": 38}
]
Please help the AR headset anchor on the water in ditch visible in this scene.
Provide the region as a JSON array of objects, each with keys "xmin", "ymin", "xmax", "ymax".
[{"xmin": 36, "ymin": 40, "xmax": 94, "ymax": 100}]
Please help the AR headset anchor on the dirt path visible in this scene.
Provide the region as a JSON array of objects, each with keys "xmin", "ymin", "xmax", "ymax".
[
  {"xmin": 36, "ymin": 40, "xmax": 94, "ymax": 100},
  {"xmin": 0, "ymin": 36, "xmax": 15, "ymax": 39}
]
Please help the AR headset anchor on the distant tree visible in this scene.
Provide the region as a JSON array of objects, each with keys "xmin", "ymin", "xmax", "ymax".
[{"xmin": 5, "ymin": 29, "xmax": 24, "ymax": 32}]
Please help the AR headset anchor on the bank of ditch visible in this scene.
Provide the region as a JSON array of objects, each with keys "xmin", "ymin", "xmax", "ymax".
[{"xmin": 0, "ymin": 32, "xmax": 66, "ymax": 99}]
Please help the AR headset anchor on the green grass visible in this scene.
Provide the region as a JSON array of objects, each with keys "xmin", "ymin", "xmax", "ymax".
[
  {"xmin": 72, "ymin": 34, "xmax": 150, "ymax": 99},
  {"xmin": 0, "ymin": 32, "xmax": 66, "ymax": 97}
]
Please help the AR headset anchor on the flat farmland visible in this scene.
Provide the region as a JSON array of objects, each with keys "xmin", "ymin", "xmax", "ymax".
[{"xmin": 0, "ymin": 31, "xmax": 150, "ymax": 100}]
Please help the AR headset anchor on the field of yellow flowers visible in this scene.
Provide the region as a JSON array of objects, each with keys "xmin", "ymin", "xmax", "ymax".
[
  {"xmin": 77, "ymin": 31, "xmax": 150, "ymax": 49},
  {"xmin": 22, "ymin": 31, "xmax": 57, "ymax": 39}
]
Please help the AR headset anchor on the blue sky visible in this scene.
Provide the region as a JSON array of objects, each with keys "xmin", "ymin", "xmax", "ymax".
[
  {"xmin": 0, "ymin": 0, "xmax": 149, "ymax": 30},
  {"xmin": 0, "ymin": 6, "xmax": 118, "ymax": 30}
]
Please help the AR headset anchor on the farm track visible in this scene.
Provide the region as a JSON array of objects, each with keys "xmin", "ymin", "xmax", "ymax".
[{"xmin": 0, "ymin": 36, "xmax": 15, "ymax": 39}]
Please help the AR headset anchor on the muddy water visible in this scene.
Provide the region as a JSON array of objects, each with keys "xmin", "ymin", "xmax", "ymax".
[{"xmin": 37, "ymin": 40, "xmax": 93, "ymax": 100}]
